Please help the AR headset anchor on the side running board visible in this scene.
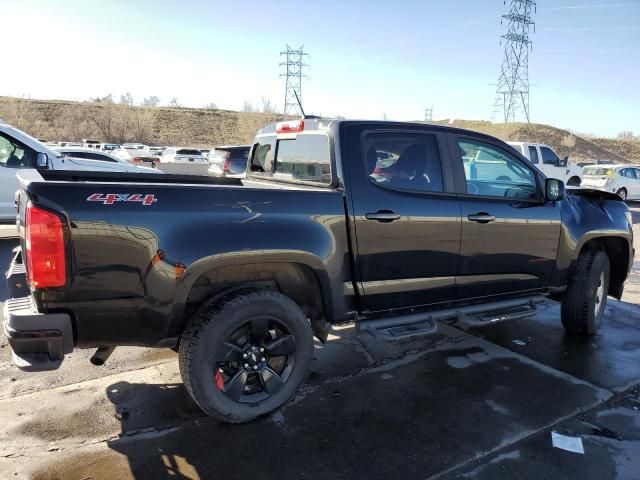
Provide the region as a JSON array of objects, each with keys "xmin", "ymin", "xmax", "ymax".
[{"xmin": 357, "ymin": 296, "xmax": 545, "ymax": 341}]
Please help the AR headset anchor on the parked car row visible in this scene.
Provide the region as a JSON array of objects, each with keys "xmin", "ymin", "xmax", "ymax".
[
  {"xmin": 0, "ymin": 123, "xmax": 167, "ymax": 221},
  {"xmin": 506, "ymin": 141, "xmax": 640, "ymax": 201}
]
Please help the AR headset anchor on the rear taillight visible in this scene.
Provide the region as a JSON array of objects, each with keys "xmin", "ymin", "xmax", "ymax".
[
  {"xmin": 25, "ymin": 202, "xmax": 66, "ymax": 288},
  {"xmin": 131, "ymin": 157, "xmax": 142, "ymax": 164},
  {"xmin": 223, "ymin": 159, "xmax": 230, "ymax": 173}
]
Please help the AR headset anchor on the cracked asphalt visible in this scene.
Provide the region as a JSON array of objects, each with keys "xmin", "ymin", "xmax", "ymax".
[{"xmin": 1, "ymin": 207, "xmax": 639, "ymax": 479}]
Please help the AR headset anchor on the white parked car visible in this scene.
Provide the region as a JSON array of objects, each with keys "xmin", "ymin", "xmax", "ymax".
[
  {"xmin": 122, "ymin": 143, "xmax": 146, "ymax": 150},
  {"xmin": 145, "ymin": 146, "xmax": 166, "ymax": 157},
  {"xmin": 56, "ymin": 147, "xmax": 159, "ymax": 172},
  {"xmin": 0, "ymin": 123, "xmax": 161, "ymax": 221},
  {"xmin": 161, "ymin": 147, "xmax": 207, "ymax": 164},
  {"xmin": 580, "ymin": 164, "xmax": 640, "ymax": 201},
  {"xmin": 507, "ymin": 142, "xmax": 583, "ymax": 186}
]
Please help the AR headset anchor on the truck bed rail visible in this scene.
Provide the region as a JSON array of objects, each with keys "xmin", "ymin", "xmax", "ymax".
[{"xmin": 35, "ymin": 170, "xmax": 242, "ymax": 185}]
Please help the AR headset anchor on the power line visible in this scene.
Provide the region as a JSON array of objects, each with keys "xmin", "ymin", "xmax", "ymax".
[
  {"xmin": 493, "ymin": 0, "xmax": 536, "ymax": 123},
  {"xmin": 279, "ymin": 45, "xmax": 309, "ymax": 116}
]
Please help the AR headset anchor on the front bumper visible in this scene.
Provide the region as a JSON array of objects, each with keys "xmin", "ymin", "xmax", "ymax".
[{"xmin": 3, "ymin": 248, "xmax": 73, "ymax": 371}]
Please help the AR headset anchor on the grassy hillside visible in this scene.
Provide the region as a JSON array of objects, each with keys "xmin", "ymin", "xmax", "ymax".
[
  {"xmin": 0, "ymin": 96, "xmax": 289, "ymax": 147},
  {"xmin": 0, "ymin": 97, "xmax": 636, "ymax": 163},
  {"xmin": 430, "ymin": 120, "xmax": 637, "ymax": 164}
]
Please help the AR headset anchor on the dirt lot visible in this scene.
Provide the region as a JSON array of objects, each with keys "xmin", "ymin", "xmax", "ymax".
[{"xmin": 0, "ymin": 211, "xmax": 639, "ymax": 479}]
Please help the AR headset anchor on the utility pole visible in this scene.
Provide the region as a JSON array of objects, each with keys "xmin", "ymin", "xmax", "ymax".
[
  {"xmin": 424, "ymin": 107, "xmax": 433, "ymax": 122},
  {"xmin": 493, "ymin": 0, "xmax": 536, "ymax": 123},
  {"xmin": 279, "ymin": 45, "xmax": 309, "ymax": 116}
]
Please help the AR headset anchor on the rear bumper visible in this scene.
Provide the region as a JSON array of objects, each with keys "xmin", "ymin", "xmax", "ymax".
[
  {"xmin": 3, "ymin": 297, "xmax": 73, "ymax": 371},
  {"xmin": 3, "ymin": 247, "xmax": 73, "ymax": 371}
]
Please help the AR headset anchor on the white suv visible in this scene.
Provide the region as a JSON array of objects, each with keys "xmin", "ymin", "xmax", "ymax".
[
  {"xmin": 160, "ymin": 147, "xmax": 206, "ymax": 164},
  {"xmin": 581, "ymin": 164, "xmax": 640, "ymax": 201},
  {"xmin": 508, "ymin": 142, "xmax": 583, "ymax": 186}
]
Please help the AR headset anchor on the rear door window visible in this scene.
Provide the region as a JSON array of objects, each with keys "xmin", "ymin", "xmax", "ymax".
[
  {"xmin": 363, "ymin": 132, "xmax": 444, "ymax": 193},
  {"xmin": 177, "ymin": 149, "xmax": 201, "ymax": 156}
]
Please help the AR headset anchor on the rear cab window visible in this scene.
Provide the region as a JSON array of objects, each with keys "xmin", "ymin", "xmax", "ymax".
[{"xmin": 248, "ymin": 120, "xmax": 332, "ymax": 186}]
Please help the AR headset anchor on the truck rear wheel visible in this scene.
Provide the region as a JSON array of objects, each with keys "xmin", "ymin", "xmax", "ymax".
[
  {"xmin": 179, "ymin": 290, "xmax": 313, "ymax": 423},
  {"xmin": 561, "ymin": 250, "xmax": 610, "ymax": 336}
]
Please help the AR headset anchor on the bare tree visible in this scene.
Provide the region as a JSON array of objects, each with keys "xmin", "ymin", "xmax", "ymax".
[
  {"xmin": 131, "ymin": 108, "xmax": 154, "ymax": 144},
  {"xmin": 142, "ymin": 96, "xmax": 161, "ymax": 107},
  {"xmin": 168, "ymin": 98, "xmax": 181, "ymax": 108},
  {"xmin": 242, "ymin": 100, "xmax": 255, "ymax": 113},
  {"xmin": 112, "ymin": 105, "xmax": 131, "ymax": 144},
  {"xmin": 204, "ymin": 102, "xmax": 218, "ymax": 109},
  {"xmin": 261, "ymin": 97, "xmax": 277, "ymax": 113},
  {"xmin": 617, "ymin": 131, "xmax": 635, "ymax": 140},
  {"xmin": 87, "ymin": 102, "xmax": 116, "ymax": 142},
  {"xmin": 120, "ymin": 92, "xmax": 135, "ymax": 106}
]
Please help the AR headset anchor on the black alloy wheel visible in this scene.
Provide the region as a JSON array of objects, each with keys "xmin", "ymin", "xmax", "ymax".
[{"xmin": 214, "ymin": 316, "xmax": 297, "ymax": 403}]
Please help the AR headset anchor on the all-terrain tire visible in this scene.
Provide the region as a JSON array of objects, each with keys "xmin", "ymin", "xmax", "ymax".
[
  {"xmin": 561, "ymin": 249, "xmax": 610, "ymax": 336},
  {"xmin": 178, "ymin": 290, "xmax": 313, "ymax": 423}
]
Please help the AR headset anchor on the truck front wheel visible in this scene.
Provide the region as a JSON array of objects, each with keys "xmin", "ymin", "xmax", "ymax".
[
  {"xmin": 561, "ymin": 250, "xmax": 610, "ymax": 335},
  {"xmin": 179, "ymin": 290, "xmax": 313, "ymax": 423}
]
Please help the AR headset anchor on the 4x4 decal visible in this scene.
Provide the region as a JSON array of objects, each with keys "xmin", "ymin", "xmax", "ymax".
[{"xmin": 87, "ymin": 193, "xmax": 158, "ymax": 206}]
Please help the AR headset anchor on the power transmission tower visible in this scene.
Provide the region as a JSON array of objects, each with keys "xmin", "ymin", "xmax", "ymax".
[
  {"xmin": 280, "ymin": 45, "xmax": 309, "ymax": 115},
  {"xmin": 493, "ymin": 0, "xmax": 536, "ymax": 123},
  {"xmin": 424, "ymin": 107, "xmax": 433, "ymax": 122}
]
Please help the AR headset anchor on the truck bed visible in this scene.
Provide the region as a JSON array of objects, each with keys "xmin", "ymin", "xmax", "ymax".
[{"xmin": 15, "ymin": 169, "xmax": 353, "ymax": 348}]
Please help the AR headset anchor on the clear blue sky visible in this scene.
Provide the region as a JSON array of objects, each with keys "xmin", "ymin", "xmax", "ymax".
[{"xmin": 2, "ymin": 0, "xmax": 639, "ymax": 136}]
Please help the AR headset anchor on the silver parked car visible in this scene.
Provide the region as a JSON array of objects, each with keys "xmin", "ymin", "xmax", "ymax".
[{"xmin": 161, "ymin": 147, "xmax": 207, "ymax": 164}]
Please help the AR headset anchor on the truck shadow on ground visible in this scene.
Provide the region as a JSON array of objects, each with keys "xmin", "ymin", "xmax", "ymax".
[{"xmin": 92, "ymin": 314, "xmax": 634, "ymax": 480}]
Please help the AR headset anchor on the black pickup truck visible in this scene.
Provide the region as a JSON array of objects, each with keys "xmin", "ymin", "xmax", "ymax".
[{"xmin": 3, "ymin": 118, "xmax": 634, "ymax": 423}]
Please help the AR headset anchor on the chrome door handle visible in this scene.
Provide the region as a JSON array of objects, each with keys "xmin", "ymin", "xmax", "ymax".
[
  {"xmin": 467, "ymin": 213, "xmax": 496, "ymax": 224},
  {"xmin": 365, "ymin": 211, "xmax": 401, "ymax": 222}
]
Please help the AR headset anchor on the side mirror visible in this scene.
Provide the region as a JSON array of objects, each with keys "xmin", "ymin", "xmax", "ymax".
[
  {"xmin": 36, "ymin": 152, "xmax": 49, "ymax": 169},
  {"xmin": 546, "ymin": 178, "xmax": 565, "ymax": 202},
  {"xmin": 558, "ymin": 156, "xmax": 568, "ymax": 167}
]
